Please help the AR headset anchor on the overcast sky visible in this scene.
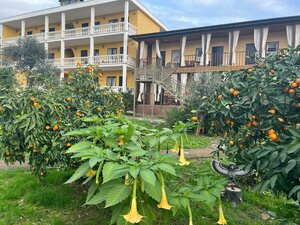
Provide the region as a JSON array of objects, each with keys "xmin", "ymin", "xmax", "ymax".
[{"xmin": 0, "ymin": 0, "xmax": 299, "ymax": 29}]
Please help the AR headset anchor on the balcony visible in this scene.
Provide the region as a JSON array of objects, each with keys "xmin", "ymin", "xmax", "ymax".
[
  {"xmin": 139, "ymin": 50, "xmax": 281, "ymax": 73},
  {"xmin": 49, "ymin": 54, "xmax": 136, "ymax": 68},
  {"xmin": 2, "ymin": 22, "xmax": 137, "ymax": 46}
]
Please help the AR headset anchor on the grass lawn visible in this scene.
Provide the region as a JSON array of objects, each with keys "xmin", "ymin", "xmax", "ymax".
[
  {"xmin": 128, "ymin": 117, "xmax": 214, "ymax": 150},
  {"xmin": 0, "ymin": 164, "xmax": 299, "ymax": 225}
]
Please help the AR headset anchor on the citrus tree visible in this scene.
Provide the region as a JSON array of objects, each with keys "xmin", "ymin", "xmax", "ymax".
[
  {"xmin": 194, "ymin": 47, "xmax": 300, "ymax": 202},
  {"xmin": 0, "ymin": 65, "xmax": 124, "ymax": 176},
  {"xmin": 64, "ymin": 116, "xmax": 227, "ymax": 225}
]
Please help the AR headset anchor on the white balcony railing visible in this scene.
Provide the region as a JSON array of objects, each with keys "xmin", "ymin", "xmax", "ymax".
[
  {"xmin": 63, "ymin": 57, "xmax": 89, "ymax": 67},
  {"xmin": 100, "ymin": 86, "xmax": 123, "ymax": 93},
  {"xmin": 65, "ymin": 27, "xmax": 90, "ymax": 38},
  {"xmin": 93, "ymin": 54, "xmax": 124, "ymax": 65},
  {"xmin": 2, "ymin": 22, "xmax": 137, "ymax": 46}
]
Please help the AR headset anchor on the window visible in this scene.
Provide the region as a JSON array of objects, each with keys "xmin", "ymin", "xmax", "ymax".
[
  {"xmin": 27, "ymin": 31, "xmax": 33, "ymax": 36},
  {"xmin": 48, "ymin": 53, "xmax": 55, "ymax": 59},
  {"xmin": 195, "ymin": 48, "xmax": 202, "ymax": 63},
  {"xmin": 266, "ymin": 42, "xmax": 279, "ymax": 55},
  {"xmin": 95, "ymin": 21, "xmax": 100, "ymax": 26},
  {"xmin": 108, "ymin": 19, "xmax": 118, "ymax": 24},
  {"xmin": 107, "ymin": 48, "xmax": 117, "ymax": 55},
  {"xmin": 49, "ymin": 27, "xmax": 55, "ymax": 32},
  {"xmin": 120, "ymin": 47, "xmax": 124, "ymax": 55},
  {"xmin": 94, "ymin": 49, "xmax": 100, "ymax": 57},
  {"xmin": 119, "ymin": 76, "xmax": 123, "ymax": 87},
  {"xmin": 81, "ymin": 50, "xmax": 88, "ymax": 57},
  {"xmin": 171, "ymin": 50, "xmax": 181, "ymax": 65},
  {"xmin": 245, "ymin": 43, "xmax": 256, "ymax": 65},
  {"xmin": 81, "ymin": 23, "xmax": 89, "ymax": 27},
  {"xmin": 40, "ymin": 29, "xmax": 45, "ymax": 33},
  {"xmin": 107, "ymin": 76, "xmax": 116, "ymax": 86}
]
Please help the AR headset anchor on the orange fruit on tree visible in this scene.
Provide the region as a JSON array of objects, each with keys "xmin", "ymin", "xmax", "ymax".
[
  {"xmin": 217, "ymin": 95, "xmax": 223, "ymax": 100},
  {"xmin": 68, "ymin": 75, "xmax": 75, "ymax": 80},
  {"xmin": 290, "ymin": 82, "xmax": 298, "ymax": 89},
  {"xmin": 66, "ymin": 143, "xmax": 72, "ymax": 147},
  {"xmin": 229, "ymin": 140, "xmax": 235, "ymax": 145},
  {"xmin": 278, "ymin": 118, "xmax": 284, "ymax": 123},
  {"xmin": 269, "ymin": 133, "xmax": 278, "ymax": 141},
  {"xmin": 247, "ymin": 68, "xmax": 254, "ymax": 73},
  {"xmin": 66, "ymin": 97, "xmax": 72, "ymax": 102},
  {"xmin": 289, "ymin": 89, "xmax": 295, "ymax": 94},
  {"xmin": 45, "ymin": 125, "xmax": 51, "ymax": 130},
  {"xmin": 229, "ymin": 88, "xmax": 235, "ymax": 94},
  {"xmin": 268, "ymin": 109, "xmax": 276, "ymax": 115},
  {"xmin": 96, "ymin": 107, "xmax": 102, "ymax": 112},
  {"xmin": 191, "ymin": 116, "xmax": 198, "ymax": 122},
  {"xmin": 233, "ymin": 91, "xmax": 240, "ymax": 97},
  {"xmin": 230, "ymin": 121, "xmax": 235, "ymax": 126},
  {"xmin": 246, "ymin": 122, "xmax": 252, "ymax": 128},
  {"xmin": 268, "ymin": 129, "xmax": 276, "ymax": 135},
  {"xmin": 33, "ymin": 102, "xmax": 38, "ymax": 107},
  {"xmin": 53, "ymin": 124, "xmax": 59, "ymax": 131},
  {"xmin": 30, "ymin": 97, "xmax": 35, "ymax": 101},
  {"xmin": 64, "ymin": 71, "xmax": 69, "ymax": 76},
  {"xmin": 252, "ymin": 121, "xmax": 259, "ymax": 127},
  {"xmin": 295, "ymin": 78, "xmax": 300, "ymax": 85}
]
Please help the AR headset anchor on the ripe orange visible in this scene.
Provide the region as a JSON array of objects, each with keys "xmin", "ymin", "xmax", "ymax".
[
  {"xmin": 66, "ymin": 97, "xmax": 72, "ymax": 102},
  {"xmin": 233, "ymin": 91, "xmax": 240, "ymax": 97},
  {"xmin": 230, "ymin": 121, "xmax": 235, "ymax": 126},
  {"xmin": 268, "ymin": 129, "xmax": 276, "ymax": 135},
  {"xmin": 33, "ymin": 102, "xmax": 38, "ymax": 107},
  {"xmin": 252, "ymin": 121, "xmax": 259, "ymax": 127},
  {"xmin": 229, "ymin": 140, "xmax": 235, "ymax": 145},
  {"xmin": 252, "ymin": 115, "xmax": 256, "ymax": 120},
  {"xmin": 290, "ymin": 82, "xmax": 298, "ymax": 89},
  {"xmin": 278, "ymin": 118, "xmax": 284, "ymax": 123},
  {"xmin": 30, "ymin": 97, "xmax": 35, "ymax": 101},
  {"xmin": 53, "ymin": 124, "xmax": 59, "ymax": 131},
  {"xmin": 66, "ymin": 143, "xmax": 72, "ymax": 147},
  {"xmin": 246, "ymin": 122, "xmax": 252, "ymax": 128},
  {"xmin": 191, "ymin": 116, "xmax": 198, "ymax": 122},
  {"xmin": 96, "ymin": 107, "xmax": 102, "ymax": 112},
  {"xmin": 217, "ymin": 95, "xmax": 223, "ymax": 100},
  {"xmin": 289, "ymin": 89, "xmax": 295, "ymax": 94},
  {"xmin": 295, "ymin": 78, "xmax": 300, "ymax": 85},
  {"xmin": 247, "ymin": 68, "xmax": 254, "ymax": 73},
  {"xmin": 269, "ymin": 133, "xmax": 278, "ymax": 141},
  {"xmin": 68, "ymin": 75, "xmax": 75, "ymax": 80},
  {"xmin": 45, "ymin": 125, "xmax": 51, "ymax": 130},
  {"xmin": 229, "ymin": 88, "xmax": 235, "ymax": 94},
  {"xmin": 64, "ymin": 71, "xmax": 69, "ymax": 75},
  {"xmin": 268, "ymin": 109, "xmax": 276, "ymax": 115}
]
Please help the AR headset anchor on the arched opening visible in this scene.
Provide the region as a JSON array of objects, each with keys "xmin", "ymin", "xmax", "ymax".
[
  {"xmin": 65, "ymin": 48, "xmax": 75, "ymax": 58},
  {"xmin": 65, "ymin": 23, "xmax": 75, "ymax": 30}
]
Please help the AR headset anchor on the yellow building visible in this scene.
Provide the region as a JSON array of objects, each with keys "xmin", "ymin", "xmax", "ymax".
[
  {"xmin": 0, "ymin": 0, "xmax": 167, "ymax": 91},
  {"xmin": 131, "ymin": 16, "xmax": 300, "ymax": 115}
]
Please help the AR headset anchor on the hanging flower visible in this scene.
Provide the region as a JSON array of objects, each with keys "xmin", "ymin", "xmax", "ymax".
[
  {"xmin": 116, "ymin": 136, "xmax": 124, "ymax": 145},
  {"xmin": 123, "ymin": 179, "xmax": 143, "ymax": 224},
  {"xmin": 157, "ymin": 172, "xmax": 172, "ymax": 210},
  {"xmin": 179, "ymin": 147, "xmax": 190, "ymax": 166},
  {"xmin": 217, "ymin": 203, "xmax": 227, "ymax": 225},
  {"xmin": 171, "ymin": 139, "xmax": 179, "ymax": 154}
]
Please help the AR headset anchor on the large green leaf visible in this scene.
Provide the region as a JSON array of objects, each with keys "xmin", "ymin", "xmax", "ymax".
[
  {"xmin": 285, "ymin": 159, "xmax": 297, "ymax": 174},
  {"xmin": 140, "ymin": 169, "xmax": 156, "ymax": 187},
  {"xmin": 65, "ymin": 162, "xmax": 90, "ymax": 184},
  {"xmin": 158, "ymin": 163, "xmax": 176, "ymax": 176},
  {"xmin": 105, "ymin": 184, "xmax": 131, "ymax": 208},
  {"xmin": 66, "ymin": 141, "xmax": 93, "ymax": 153},
  {"xmin": 102, "ymin": 162, "xmax": 128, "ymax": 184},
  {"xmin": 144, "ymin": 180, "xmax": 162, "ymax": 202}
]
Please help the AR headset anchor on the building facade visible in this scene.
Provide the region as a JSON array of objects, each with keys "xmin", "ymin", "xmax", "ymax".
[
  {"xmin": 131, "ymin": 16, "xmax": 300, "ymax": 115},
  {"xmin": 0, "ymin": 0, "xmax": 167, "ymax": 91}
]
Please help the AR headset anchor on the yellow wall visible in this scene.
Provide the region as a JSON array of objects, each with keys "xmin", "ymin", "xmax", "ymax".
[
  {"xmin": 136, "ymin": 10, "xmax": 161, "ymax": 34},
  {"xmin": 99, "ymin": 70, "xmax": 134, "ymax": 88}
]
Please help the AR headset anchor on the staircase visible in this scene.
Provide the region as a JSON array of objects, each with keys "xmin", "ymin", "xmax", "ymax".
[{"xmin": 136, "ymin": 62, "xmax": 185, "ymax": 102}]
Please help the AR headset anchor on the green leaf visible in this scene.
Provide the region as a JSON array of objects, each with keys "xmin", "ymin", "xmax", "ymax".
[
  {"xmin": 287, "ymin": 140, "xmax": 300, "ymax": 154},
  {"xmin": 102, "ymin": 137, "xmax": 119, "ymax": 148},
  {"xmin": 285, "ymin": 159, "xmax": 296, "ymax": 174},
  {"xmin": 129, "ymin": 149, "xmax": 148, "ymax": 157},
  {"xmin": 144, "ymin": 180, "xmax": 162, "ymax": 202},
  {"xmin": 129, "ymin": 167, "xmax": 140, "ymax": 179},
  {"xmin": 288, "ymin": 185, "xmax": 300, "ymax": 198},
  {"xmin": 140, "ymin": 169, "xmax": 156, "ymax": 187},
  {"xmin": 158, "ymin": 163, "xmax": 176, "ymax": 176},
  {"xmin": 66, "ymin": 141, "xmax": 93, "ymax": 153},
  {"xmin": 86, "ymin": 182, "xmax": 98, "ymax": 202},
  {"xmin": 65, "ymin": 162, "xmax": 90, "ymax": 184},
  {"xmin": 105, "ymin": 184, "xmax": 131, "ymax": 208},
  {"xmin": 64, "ymin": 128, "xmax": 93, "ymax": 136},
  {"xmin": 81, "ymin": 116, "xmax": 103, "ymax": 122},
  {"xmin": 102, "ymin": 162, "xmax": 128, "ymax": 184},
  {"xmin": 270, "ymin": 174, "xmax": 278, "ymax": 189}
]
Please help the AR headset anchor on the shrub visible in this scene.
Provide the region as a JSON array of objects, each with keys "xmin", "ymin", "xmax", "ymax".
[
  {"xmin": 0, "ymin": 65, "xmax": 124, "ymax": 176},
  {"xmin": 192, "ymin": 47, "xmax": 300, "ymax": 202},
  {"xmin": 164, "ymin": 107, "xmax": 187, "ymax": 128}
]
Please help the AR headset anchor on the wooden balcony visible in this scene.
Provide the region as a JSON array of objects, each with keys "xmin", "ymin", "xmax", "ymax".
[{"xmin": 138, "ymin": 50, "xmax": 274, "ymax": 73}]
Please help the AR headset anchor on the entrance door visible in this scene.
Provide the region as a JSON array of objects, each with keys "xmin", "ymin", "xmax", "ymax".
[
  {"xmin": 212, "ymin": 46, "xmax": 224, "ymax": 66},
  {"xmin": 245, "ymin": 43, "xmax": 256, "ymax": 65}
]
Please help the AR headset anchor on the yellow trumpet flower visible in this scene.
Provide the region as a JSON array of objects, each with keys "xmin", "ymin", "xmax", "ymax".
[
  {"xmin": 179, "ymin": 147, "xmax": 190, "ymax": 166},
  {"xmin": 188, "ymin": 204, "xmax": 193, "ymax": 225},
  {"xmin": 123, "ymin": 179, "xmax": 143, "ymax": 224},
  {"xmin": 157, "ymin": 171, "xmax": 172, "ymax": 210},
  {"xmin": 157, "ymin": 187, "xmax": 172, "ymax": 210},
  {"xmin": 217, "ymin": 203, "xmax": 227, "ymax": 225},
  {"xmin": 171, "ymin": 140, "xmax": 180, "ymax": 154}
]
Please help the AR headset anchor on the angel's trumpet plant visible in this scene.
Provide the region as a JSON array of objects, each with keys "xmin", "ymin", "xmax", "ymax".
[
  {"xmin": 179, "ymin": 137, "xmax": 190, "ymax": 166},
  {"xmin": 123, "ymin": 179, "xmax": 143, "ymax": 224},
  {"xmin": 217, "ymin": 202, "xmax": 227, "ymax": 225},
  {"xmin": 157, "ymin": 172, "xmax": 172, "ymax": 210},
  {"xmin": 188, "ymin": 204, "xmax": 193, "ymax": 225},
  {"xmin": 171, "ymin": 139, "xmax": 180, "ymax": 154}
]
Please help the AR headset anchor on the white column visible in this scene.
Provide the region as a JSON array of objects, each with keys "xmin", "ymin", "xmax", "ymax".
[
  {"xmin": 124, "ymin": 1, "xmax": 129, "ymax": 31},
  {"xmin": 61, "ymin": 12, "xmax": 66, "ymax": 38},
  {"xmin": 45, "ymin": 16, "xmax": 49, "ymax": 40},
  {"xmin": 90, "ymin": 7, "xmax": 95, "ymax": 35},
  {"xmin": 90, "ymin": 37, "xmax": 94, "ymax": 64},
  {"xmin": 44, "ymin": 42, "xmax": 49, "ymax": 53},
  {"xmin": 21, "ymin": 20, "xmax": 25, "ymax": 37},
  {"xmin": 122, "ymin": 65, "xmax": 127, "ymax": 92},
  {"xmin": 61, "ymin": 40, "xmax": 65, "ymax": 67},
  {"xmin": 60, "ymin": 69, "xmax": 65, "ymax": 81}
]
